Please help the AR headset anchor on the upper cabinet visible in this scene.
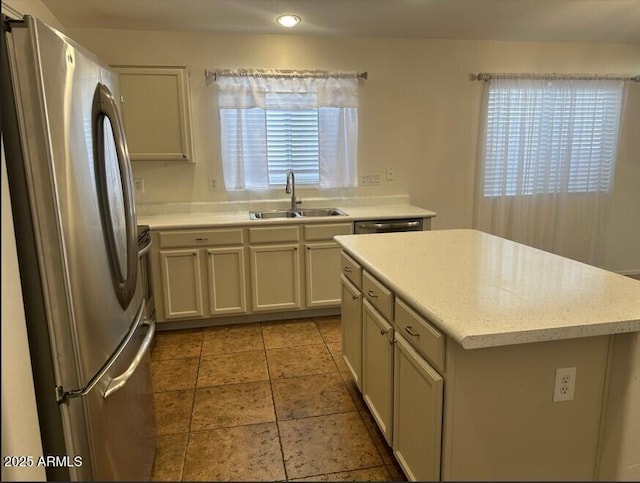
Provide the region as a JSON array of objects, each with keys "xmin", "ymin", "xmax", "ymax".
[{"xmin": 113, "ymin": 66, "xmax": 194, "ymax": 162}]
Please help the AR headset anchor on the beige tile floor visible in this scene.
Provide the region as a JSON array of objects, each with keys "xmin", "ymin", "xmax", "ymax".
[{"xmin": 150, "ymin": 316, "xmax": 407, "ymax": 482}]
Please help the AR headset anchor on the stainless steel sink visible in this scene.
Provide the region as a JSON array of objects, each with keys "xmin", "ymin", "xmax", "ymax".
[
  {"xmin": 249, "ymin": 210, "xmax": 299, "ymax": 220},
  {"xmin": 296, "ymin": 208, "xmax": 347, "ymax": 217},
  {"xmin": 249, "ymin": 207, "xmax": 347, "ymax": 220}
]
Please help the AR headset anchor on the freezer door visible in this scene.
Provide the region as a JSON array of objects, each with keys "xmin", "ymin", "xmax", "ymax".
[
  {"xmin": 6, "ymin": 16, "xmax": 142, "ymax": 390},
  {"xmin": 66, "ymin": 311, "xmax": 156, "ymax": 481}
]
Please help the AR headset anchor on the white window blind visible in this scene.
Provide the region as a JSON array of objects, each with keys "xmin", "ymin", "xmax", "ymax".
[
  {"xmin": 482, "ymin": 79, "xmax": 624, "ymax": 197},
  {"xmin": 215, "ymin": 70, "xmax": 359, "ymax": 191},
  {"xmin": 266, "ymin": 109, "xmax": 320, "ymax": 186}
]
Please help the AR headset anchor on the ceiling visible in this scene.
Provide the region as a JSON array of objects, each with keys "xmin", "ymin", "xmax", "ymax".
[{"xmin": 41, "ymin": 0, "xmax": 640, "ymax": 44}]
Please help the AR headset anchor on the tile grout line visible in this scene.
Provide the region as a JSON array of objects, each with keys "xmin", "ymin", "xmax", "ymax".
[
  {"xmin": 180, "ymin": 328, "xmax": 205, "ymax": 482},
  {"xmin": 260, "ymin": 321, "xmax": 290, "ymax": 482}
]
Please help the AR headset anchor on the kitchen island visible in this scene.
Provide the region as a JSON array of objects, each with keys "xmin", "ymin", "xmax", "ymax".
[{"xmin": 335, "ymin": 229, "xmax": 640, "ymax": 481}]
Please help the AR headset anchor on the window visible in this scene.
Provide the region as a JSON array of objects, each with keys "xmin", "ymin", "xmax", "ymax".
[
  {"xmin": 215, "ymin": 71, "xmax": 359, "ymax": 191},
  {"xmin": 474, "ymin": 76, "xmax": 628, "ymax": 266},
  {"xmin": 481, "ymin": 79, "xmax": 624, "ymax": 197}
]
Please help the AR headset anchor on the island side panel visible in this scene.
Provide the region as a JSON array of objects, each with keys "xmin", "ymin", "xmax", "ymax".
[
  {"xmin": 441, "ymin": 335, "xmax": 610, "ymax": 481},
  {"xmin": 597, "ymin": 331, "xmax": 640, "ymax": 481}
]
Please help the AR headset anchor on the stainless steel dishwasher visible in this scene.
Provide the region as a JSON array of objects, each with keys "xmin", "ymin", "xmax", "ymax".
[{"xmin": 354, "ymin": 218, "xmax": 425, "ymax": 234}]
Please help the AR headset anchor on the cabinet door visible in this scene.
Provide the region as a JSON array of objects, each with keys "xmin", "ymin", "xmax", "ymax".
[
  {"xmin": 114, "ymin": 66, "xmax": 193, "ymax": 162},
  {"xmin": 305, "ymin": 241, "xmax": 343, "ymax": 308},
  {"xmin": 341, "ymin": 275, "xmax": 362, "ymax": 389},
  {"xmin": 159, "ymin": 249, "xmax": 203, "ymax": 320},
  {"xmin": 250, "ymin": 244, "xmax": 301, "ymax": 312},
  {"xmin": 362, "ymin": 299, "xmax": 394, "ymax": 445},
  {"xmin": 206, "ymin": 246, "xmax": 247, "ymax": 315},
  {"xmin": 394, "ymin": 334, "xmax": 443, "ymax": 482}
]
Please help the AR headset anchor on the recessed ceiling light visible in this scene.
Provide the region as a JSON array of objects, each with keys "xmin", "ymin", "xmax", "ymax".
[{"xmin": 276, "ymin": 14, "xmax": 301, "ymax": 28}]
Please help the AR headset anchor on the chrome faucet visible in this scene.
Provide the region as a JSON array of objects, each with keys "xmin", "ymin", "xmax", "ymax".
[{"xmin": 285, "ymin": 170, "xmax": 302, "ymax": 211}]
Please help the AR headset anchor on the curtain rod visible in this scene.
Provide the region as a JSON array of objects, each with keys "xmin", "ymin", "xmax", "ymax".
[
  {"xmin": 470, "ymin": 72, "xmax": 640, "ymax": 82},
  {"xmin": 205, "ymin": 68, "xmax": 367, "ymax": 83}
]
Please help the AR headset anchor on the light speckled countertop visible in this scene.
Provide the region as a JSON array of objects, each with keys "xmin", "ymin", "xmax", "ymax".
[
  {"xmin": 335, "ymin": 229, "xmax": 640, "ymax": 349},
  {"xmin": 137, "ymin": 200, "xmax": 436, "ymax": 230}
]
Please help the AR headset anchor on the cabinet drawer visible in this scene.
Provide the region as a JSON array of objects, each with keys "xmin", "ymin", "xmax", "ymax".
[
  {"xmin": 341, "ymin": 252, "xmax": 362, "ymax": 289},
  {"xmin": 159, "ymin": 228, "xmax": 244, "ymax": 248},
  {"xmin": 305, "ymin": 223, "xmax": 352, "ymax": 241},
  {"xmin": 249, "ymin": 226, "xmax": 300, "ymax": 244},
  {"xmin": 363, "ymin": 271, "xmax": 393, "ymax": 321},
  {"xmin": 395, "ymin": 298, "xmax": 445, "ymax": 372}
]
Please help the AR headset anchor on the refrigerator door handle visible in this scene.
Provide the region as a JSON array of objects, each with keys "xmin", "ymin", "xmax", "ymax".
[
  {"xmin": 93, "ymin": 82, "xmax": 138, "ymax": 309},
  {"xmin": 103, "ymin": 318, "xmax": 156, "ymax": 399},
  {"xmin": 58, "ymin": 300, "xmax": 146, "ymax": 402}
]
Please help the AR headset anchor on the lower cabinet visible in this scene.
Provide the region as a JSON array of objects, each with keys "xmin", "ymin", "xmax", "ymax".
[
  {"xmin": 159, "ymin": 248, "xmax": 204, "ymax": 320},
  {"xmin": 304, "ymin": 223, "xmax": 353, "ymax": 308},
  {"xmin": 393, "ymin": 333, "xmax": 443, "ymax": 482},
  {"xmin": 362, "ymin": 299, "xmax": 394, "ymax": 445},
  {"xmin": 205, "ymin": 246, "xmax": 247, "ymax": 315},
  {"xmin": 341, "ymin": 274, "xmax": 362, "ymax": 389},
  {"xmin": 248, "ymin": 225, "xmax": 302, "ymax": 312},
  {"xmin": 249, "ymin": 243, "xmax": 301, "ymax": 312},
  {"xmin": 152, "ymin": 222, "xmax": 352, "ymax": 322},
  {"xmin": 305, "ymin": 241, "xmax": 343, "ymax": 307},
  {"xmin": 343, "ymin": 261, "xmax": 445, "ymax": 480},
  {"xmin": 153, "ymin": 228, "xmax": 248, "ymax": 321}
]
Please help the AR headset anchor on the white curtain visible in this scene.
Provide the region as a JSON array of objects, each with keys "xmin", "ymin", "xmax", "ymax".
[
  {"xmin": 473, "ymin": 78, "xmax": 627, "ymax": 266},
  {"xmin": 216, "ymin": 70, "xmax": 359, "ymax": 191}
]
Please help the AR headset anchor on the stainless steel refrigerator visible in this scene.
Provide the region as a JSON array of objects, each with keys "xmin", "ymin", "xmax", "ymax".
[{"xmin": 1, "ymin": 15, "xmax": 156, "ymax": 481}]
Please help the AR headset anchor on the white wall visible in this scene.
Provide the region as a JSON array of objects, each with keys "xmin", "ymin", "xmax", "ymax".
[
  {"xmin": 67, "ymin": 28, "xmax": 640, "ymax": 273},
  {"xmin": 2, "ymin": 0, "xmax": 64, "ymax": 31}
]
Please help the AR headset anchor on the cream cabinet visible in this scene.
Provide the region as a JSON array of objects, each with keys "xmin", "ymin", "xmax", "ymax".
[
  {"xmin": 152, "ymin": 228, "xmax": 247, "ymax": 322},
  {"xmin": 341, "ymin": 274, "xmax": 362, "ymax": 388},
  {"xmin": 304, "ymin": 223, "xmax": 352, "ymax": 308},
  {"xmin": 344, "ymin": 262, "xmax": 445, "ymax": 479},
  {"xmin": 393, "ymin": 333, "xmax": 443, "ymax": 482},
  {"xmin": 151, "ymin": 221, "xmax": 353, "ymax": 323},
  {"xmin": 341, "ymin": 250, "xmax": 364, "ymax": 389},
  {"xmin": 205, "ymin": 246, "xmax": 247, "ymax": 315},
  {"xmin": 249, "ymin": 226, "xmax": 302, "ymax": 312},
  {"xmin": 158, "ymin": 249, "xmax": 203, "ymax": 320},
  {"xmin": 362, "ymin": 298, "xmax": 394, "ymax": 446},
  {"xmin": 113, "ymin": 65, "xmax": 194, "ymax": 162}
]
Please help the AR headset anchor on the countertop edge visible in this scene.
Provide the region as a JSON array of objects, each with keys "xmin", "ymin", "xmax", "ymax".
[{"xmin": 335, "ymin": 231, "xmax": 640, "ymax": 350}]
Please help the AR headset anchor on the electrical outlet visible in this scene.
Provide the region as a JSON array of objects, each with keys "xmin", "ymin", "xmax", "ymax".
[
  {"xmin": 385, "ymin": 167, "xmax": 394, "ymax": 181},
  {"xmin": 553, "ymin": 367, "xmax": 576, "ymax": 402},
  {"xmin": 360, "ymin": 174, "xmax": 381, "ymax": 186},
  {"xmin": 133, "ymin": 177, "xmax": 144, "ymax": 194},
  {"xmin": 209, "ymin": 177, "xmax": 219, "ymax": 192}
]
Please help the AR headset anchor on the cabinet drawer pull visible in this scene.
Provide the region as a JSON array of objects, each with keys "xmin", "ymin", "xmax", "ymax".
[
  {"xmin": 194, "ymin": 237, "xmax": 208, "ymax": 241},
  {"xmin": 343, "ymin": 266, "xmax": 352, "ymax": 272},
  {"xmin": 367, "ymin": 290, "xmax": 378, "ymax": 298},
  {"xmin": 352, "ymin": 294, "xmax": 360, "ymax": 301},
  {"xmin": 380, "ymin": 328, "xmax": 389, "ymax": 336},
  {"xmin": 404, "ymin": 325, "xmax": 420, "ymax": 337}
]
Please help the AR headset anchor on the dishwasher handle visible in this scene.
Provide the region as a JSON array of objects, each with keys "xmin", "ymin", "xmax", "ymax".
[{"xmin": 355, "ymin": 219, "xmax": 422, "ymax": 233}]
